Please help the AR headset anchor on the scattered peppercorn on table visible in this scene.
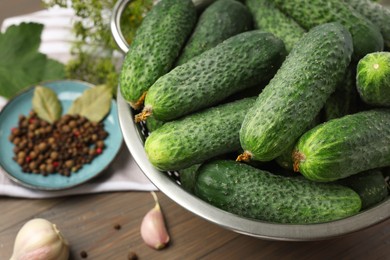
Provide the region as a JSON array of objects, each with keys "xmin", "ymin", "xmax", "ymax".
[{"xmin": 1, "ymin": 1, "xmax": 390, "ymax": 259}]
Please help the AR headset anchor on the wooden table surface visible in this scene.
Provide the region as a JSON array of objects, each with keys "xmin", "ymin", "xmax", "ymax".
[{"xmin": 1, "ymin": 1, "xmax": 389, "ymax": 259}]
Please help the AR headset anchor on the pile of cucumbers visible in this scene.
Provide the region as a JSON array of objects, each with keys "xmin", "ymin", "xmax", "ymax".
[{"xmin": 119, "ymin": 0, "xmax": 390, "ymax": 224}]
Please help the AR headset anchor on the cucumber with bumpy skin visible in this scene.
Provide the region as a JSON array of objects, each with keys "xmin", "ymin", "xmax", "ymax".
[
  {"xmin": 356, "ymin": 52, "xmax": 390, "ymax": 106},
  {"xmin": 293, "ymin": 109, "xmax": 390, "ymax": 182},
  {"xmin": 345, "ymin": 0, "xmax": 390, "ymax": 49},
  {"xmin": 175, "ymin": 0, "xmax": 253, "ymax": 66},
  {"xmin": 339, "ymin": 169, "xmax": 388, "ymax": 210},
  {"xmin": 245, "ymin": 0, "xmax": 305, "ymax": 52},
  {"xmin": 238, "ymin": 23, "xmax": 353, "ymax": 162},
  {"xmin": 119, "ymin": 0, "xmax": 197, "ymax": 109},
  {"xmin": 194, "ymin": 160, "xmax": 361, "ymax": 224},
  {"xmin": 145, "ymin": 97, "xmax": 256, "ymax": 171},
  {"xmin": 137, "ymin": 30, "xmax": 287, "ymax": 122},
  {"xmin": 273, "ymin": 0, "xmax": 383, "ymax": 59}
]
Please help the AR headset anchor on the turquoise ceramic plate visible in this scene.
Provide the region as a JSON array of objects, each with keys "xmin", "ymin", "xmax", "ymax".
[{"xmin": 0, "ymin": 80, "xmax": 123, "ymax": 190}]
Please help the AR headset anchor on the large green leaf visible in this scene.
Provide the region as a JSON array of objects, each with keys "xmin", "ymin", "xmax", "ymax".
[
  {"xmin": 43, "ymin": 58, "xmax": 67, "ymax": 81},
  {"xmin": 0, "ymin": 22, "xmax": 65, "ymax": 99}
]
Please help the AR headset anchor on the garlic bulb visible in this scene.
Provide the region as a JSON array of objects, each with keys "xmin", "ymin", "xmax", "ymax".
[
  {"xmin": 10, "ymin": 218, "xmax": 69, "ymax": 260},
  {"xmin": 140, "ymin": 192, "xmax": 170, "ymax": 250}
]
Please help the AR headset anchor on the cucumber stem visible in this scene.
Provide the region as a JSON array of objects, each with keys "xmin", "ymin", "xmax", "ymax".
[
  {"xmin": 292, "ymin": 150, "xmax": 305, "ymax": 172},
  {"xmin": 135, "ymin": 106, "xmax": 152, "ymax": 123},
  {"xmin": 130, "ymin": 91, "xmax": 147, "ymax": 110},
  {"xmin": 236, "ymin": 151, "xmax": 252, "ymax": 162}
]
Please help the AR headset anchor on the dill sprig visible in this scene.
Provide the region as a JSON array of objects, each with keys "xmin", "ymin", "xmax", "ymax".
[{"xmin": 42, "ymin": 0, "xmax": 153, "ymax": 95}]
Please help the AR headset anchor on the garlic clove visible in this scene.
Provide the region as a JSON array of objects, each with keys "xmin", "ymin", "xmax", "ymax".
[
  {"xmin": 140, "ymin": 192, "xmax": 170, "ymax": 250},
  {"xmin": 10, "ymin": 218, "xmax": 69, "ymax": 260}
]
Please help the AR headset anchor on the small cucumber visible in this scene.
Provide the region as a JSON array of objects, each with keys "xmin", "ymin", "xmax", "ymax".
[
  {"xmin": 145, "ymin": 97, "xmax": 256, "ymax": 171},
  {"xmin": 137, "ymin": 30, "xmax": 286, "ymax": 122},
  {"xmin": 345, "ymin": 0, "xmax": 390, "ymax": 49},
  {"xmin": 273, "ymin": 0, "xmax": 383, "ymax": 59},
  {"xmin": 356, "ymin": 52, "xmax": 390, "ymax": 106},
  {"xmin": 245, "ymin": 0, "xmax": 305, "ymax": 52},
  {"xmin": 238, "ymin": 23, "xmax": 353, "ymax": 162},
  {"xmin": 175, "ymin": 0, "xmax": 253, "ymax": 66},
  {"xmin": 293, "ymin": 109, "xmax": 390, "ymax": 182},
  {"xmin": 339, "ymin": 169, "xmax": 388, "ymax": 210},
  {"xmin": 119, "ymin": 0, "xmax": 197, "ymax": 109},
  {"xmin": 194, "ymin": 160, "xmax": 361, "ymax": 224}
]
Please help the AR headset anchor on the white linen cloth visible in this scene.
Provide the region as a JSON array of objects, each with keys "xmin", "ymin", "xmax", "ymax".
[{"xmin": 0, "ymin": 6, "xmax": 157, "ymax": 198}]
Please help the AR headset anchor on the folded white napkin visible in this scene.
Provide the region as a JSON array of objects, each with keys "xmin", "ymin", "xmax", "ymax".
[{"xmin": 0, "ymin": 7, "xmax": 157, "ymax": 198}]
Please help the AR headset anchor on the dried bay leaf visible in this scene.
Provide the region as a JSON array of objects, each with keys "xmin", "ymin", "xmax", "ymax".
[
  {"xmin": 68, "ymin": 85, "xmax": 113, "ymax": 122},
  {"xmin": 32, "ymin": 86, "xmax": 62, "ymax": 123}
]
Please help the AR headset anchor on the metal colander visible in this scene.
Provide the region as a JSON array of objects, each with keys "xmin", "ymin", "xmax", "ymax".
[{"xmin": 111, "ymin": 0, "xmax": 390, "ymax": 241}]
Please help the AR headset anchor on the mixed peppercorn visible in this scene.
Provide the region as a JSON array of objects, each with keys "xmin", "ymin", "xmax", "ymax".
[{"xmin": 9, "ymin": 111, "xmax": 108, "ymax": 177}]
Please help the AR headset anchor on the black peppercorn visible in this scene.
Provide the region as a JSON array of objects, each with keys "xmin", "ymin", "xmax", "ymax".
[
  {"xmin": 46, "ymin": 164, "xmax": 54, "ymax": 173},
  {"xmin": 127, "ymin": 251, "xmax": 138, "ymax": 260},
  {"xmin": 38, "ymin": 142, "xmax": 47, "ymax": 151},
  {"xmin": 114, "ymin": 224, "xmax": 121, "ymax": 230},
  {"xmin": 39, "ymin": 164, "xmax": 46, "ymax": 173},
  {"xmin": 29, "ymin": 151, "xmax": 37, "ymax": 160},
  {"xmin": 65, "ymin": 160, "xmax": 74, "ymax": 168},
  {"xmin": 80, "ymin": 250, "xmax": 88, "ymax": 258},
  {"xmin": 62, "ymin": 125, "xmax": 71, "ymax": 133},
  {"xmin": 50, "ymin": 151, "xmax": 59, "ymax": 160},
  {"xmin": 68, "ymin": 120, "xmax": 77, "ymax": 128},
  {"xmin": 17, "ymin": 151, "xmax": 26, "ymax": 159},
  {"xmin": 17, "ymin": 158, "xmax": 24, "ymax": 165}
]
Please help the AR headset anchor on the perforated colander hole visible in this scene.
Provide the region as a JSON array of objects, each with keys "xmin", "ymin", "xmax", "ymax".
[{"xmin": 166, "ymin": 170, "xmax": 181, "ymax": 183}]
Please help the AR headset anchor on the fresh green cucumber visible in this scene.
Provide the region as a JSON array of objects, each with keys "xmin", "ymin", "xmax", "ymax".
[
  {"xmin": 345, "ymin": 0, "xmax": 390, "ymax": 49},
  {"xmin": 277, "ymin": 90, "xmax": 359, "ymax": 169},
  {"xmin": 245, "ymin": 0, "xmax": 305, "ymax": 52},
  {"xmin": 119, "ymin": 0, "xmax": 197, "ymax": 109},
  {"xmin": 175, "ymin": 0, "xmax": 253, "ymax": 66},
  {"xmin": 339, "ymin": 169, "xmax": 388, "ymax": 209},
  {"xmin": 194, "ymin": 160, "xmax": 361, "ymax": 224},
  {"xmin": 323, "ymin": 64, "xmax": 359, "ymax": 121},
  {"xmin": 273, "ymin": 0, "xmax": 383, "ymax": 59},
  {"xmin": 356, "ymin": 52, "xmax": 390, "ymax": 106},
  {"xmin": 145, "ymin": 97, "xmax": 256, "ymax": 171},
  {"xmin": 238, "ymin": 23, "xmax": 353, "ymax": 162},
  {"xmin": 137, "ymin": 30, "xmax": 287, "ymax": 122},
  {"xmin": 293, "ymin": 109, "xmax": 390, "ymax": 182}
]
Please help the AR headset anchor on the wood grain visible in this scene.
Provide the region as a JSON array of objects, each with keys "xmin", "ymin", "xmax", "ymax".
[
  {"xmin": 0, "ymin": 192, "xmax": 389, "ymax": 260},
  {"xmin": 0, "ymin": 1, "xmax": 389, "ymax": 259}
]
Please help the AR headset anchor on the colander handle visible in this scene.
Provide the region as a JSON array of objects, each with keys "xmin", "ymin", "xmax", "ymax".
[{"xmin": 110, "ymin": 0, "xmax": 216, "ymax": 54}]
